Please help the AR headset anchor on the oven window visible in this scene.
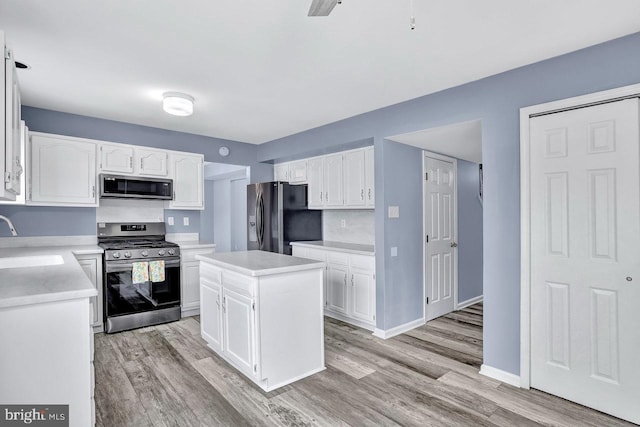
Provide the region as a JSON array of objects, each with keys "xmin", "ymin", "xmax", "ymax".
[{"xmin": 105, "ymin": 263, "xmax": 180, "ymax": 317}]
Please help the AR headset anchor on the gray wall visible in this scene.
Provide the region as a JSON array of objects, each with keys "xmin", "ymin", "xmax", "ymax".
[
  {"xmin": 255, "ymin": 32, "xmax": 640, "ymax": 375},
  {"xmin": 457, "ymin": 159, "xmax": 483, "ymax": 303},
  {"xmin": 200, "ymin": 181, "xmax": 215, "ymax": 243},
  {"xmin": 0, "ymin": 107, "xmax": 270, "ymax": 237}
]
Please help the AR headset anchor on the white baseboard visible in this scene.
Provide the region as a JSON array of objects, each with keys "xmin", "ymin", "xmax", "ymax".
[
  {"xmin": 324, "ymin": 311, "xmax": 375, "ymax": 332},
  {"xmin": 457, "ymin": 295, "xmax": 483, "ymax": 310},
  {"xmin": 373, "ymin": 317, "xmax": 425, "ymax": 339},
  {"xmin": 182, "ymin": 307, "xmax": 200, "ymax": 318},
  {"xmin": 480, "ymin": 364, "xmax": 521, "ymax": 387}
]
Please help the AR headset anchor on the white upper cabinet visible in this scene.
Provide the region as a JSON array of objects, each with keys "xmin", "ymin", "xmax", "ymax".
[
  {"xmin": 274, "ymin": 163, "xmax": 288, "ymax": 182},
  {"xmin": 365, "ymin": 146, "xmax": 374, "ymax": 207},
  {"xmin": 288, "ymin": 160, "xmax": 307, "ymax": 183},
  {"xmin": 1, "ymin": 33, "xmax": 22, "ymax": 201},
  {"xmin": 344, "ymin": 149, "xmax": 365, "ymax": 207},
  {"xmin": 29, "ymin": 133, "xmax": 97, "ymax": 206},
  {"xmin": 136, "ymin": 148, "xmax": 168, "ymax": 176},
  {"xmin": 307, "ymin": 157, "xmax": 324, "ymax": 208},
  {"xmin": 324, "ymin": 153, "xmax": 343, "ymax": 207},
  {"xmin": 169, "ymin": 152, "xmax": 204, "ymax": 209},
  {"xmin": 100, "ymin": 143, "xmax": 133, "ymax": 174},
  {"xmin": 273, "ymin": 160, "xmax": 307, "ymax": 184}
]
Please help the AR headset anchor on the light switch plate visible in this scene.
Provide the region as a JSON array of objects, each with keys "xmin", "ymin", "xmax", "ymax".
[
  {"xmin": 388, "ymin": 206, "xmax": 400, "ymax": 218},
  {"xmin": 183, "ymin": 217, "xmax": 190, "ymax": 226},
  {"xmin": 167, "ymin": 217, "xmax": 174, "ymax": 226}
]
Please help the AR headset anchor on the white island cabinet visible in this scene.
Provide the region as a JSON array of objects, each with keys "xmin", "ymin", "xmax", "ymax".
[{"xmin": 197, "ymin": 250, "xmax": 325, "ymax": 392}]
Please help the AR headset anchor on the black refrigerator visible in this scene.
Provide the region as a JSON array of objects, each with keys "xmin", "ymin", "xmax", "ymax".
[{"xmin": 247, "ymin": 182, "xmax": 322, "ymax": 255}]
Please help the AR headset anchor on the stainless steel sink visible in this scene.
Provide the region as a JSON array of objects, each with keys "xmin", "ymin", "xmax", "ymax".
[{"xmin": 0, "ymin": 255, "xmax": 64, "ymax": 269}]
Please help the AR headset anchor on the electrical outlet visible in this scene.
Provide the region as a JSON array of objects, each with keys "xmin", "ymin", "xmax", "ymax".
[
  {"xmin": 388, "ymin": 206, "xmax": 400, "ymax": 218},
  {"xmin": 341, "ymin": 219, "xmax": 346, "ymax": 228},
  {"xmin": 183, "ymin": 216, "xmax": 190, "ymax": 226},
  {"xmin": 167, "ymin": 217, "xmax": 174, "ymax": 226},
  {"xmin": 391, "ymin": 247, "xmax": 398, "ymax": 257}
]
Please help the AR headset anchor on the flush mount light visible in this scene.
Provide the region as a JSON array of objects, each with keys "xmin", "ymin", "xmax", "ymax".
[{"xmin": 162, "ymin": 92, "xmax": 194, "ymax": 116}]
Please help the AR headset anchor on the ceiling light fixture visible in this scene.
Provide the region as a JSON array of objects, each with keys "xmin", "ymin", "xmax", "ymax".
[{"xmin": 162, "ymin": 92, "xmax": 194, "ymax": 116}]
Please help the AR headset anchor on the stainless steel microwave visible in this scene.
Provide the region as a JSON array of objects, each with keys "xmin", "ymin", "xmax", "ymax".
[{"xmin": 99, "ymin": 174, "xmax": 173, "ymax": 200}]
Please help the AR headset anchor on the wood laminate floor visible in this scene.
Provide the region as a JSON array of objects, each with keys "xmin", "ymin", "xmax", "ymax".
[{"xmin": 95, "ymin": 304, "xmax": 633, "ymax": 426}]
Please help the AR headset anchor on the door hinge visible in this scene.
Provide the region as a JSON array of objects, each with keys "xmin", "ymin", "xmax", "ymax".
[
  {"xmin": 426, "ymin": 297, "xmax": 430, "ymax": 304},
  {"xmin": 426, "ymin": 234, "xmax": 429, "ymax": 243},
  {"xmin": 4, "ymin": 47, "xmax": 11, "ymax": 60},
  {"xmin": 252, "ymin": 302, "xmax": 255, "ymax": 311},
  {"xmin": 425, "ymin": 172, "xmax": 428, "ymax": 181},
  {"xmin": 254, "ymin": 364, "xmax": 257, "ymax": 373},
  {"xmin": 4, "ymin": 172, "xmax": 10, "ymax": 184}
]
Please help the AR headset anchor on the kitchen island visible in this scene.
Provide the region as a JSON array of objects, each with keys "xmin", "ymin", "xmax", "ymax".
[{"xmin": 196, "ymin": 250, "xmax": 326, "ymax": 391}]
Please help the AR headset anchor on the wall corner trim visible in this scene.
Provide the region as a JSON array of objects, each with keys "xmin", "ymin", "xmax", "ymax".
[
  {"xmin": 457, "ymin": 295, "xmax": 483, "ymax": 310},
  {"xmin": 479, "ymin": 364, "xmax": 521, "ymax": 388},
  {"xmin": 372, "ymin": 317, "xmax": 425, "ymax": 339}
]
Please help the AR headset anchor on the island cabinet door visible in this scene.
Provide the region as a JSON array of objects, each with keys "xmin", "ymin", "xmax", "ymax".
[
  {"xmin": 200, "ymin": 279, "xmax": 223, "ymax": 352},
  {"xmin": 223, "ymin": 288, "xmax": 256, "ymax": 377}
]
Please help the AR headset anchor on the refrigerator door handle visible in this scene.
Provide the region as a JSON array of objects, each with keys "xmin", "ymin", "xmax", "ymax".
[{"xmin": 256, "ymin": 193, "xmax": 264, "ymax": 249}]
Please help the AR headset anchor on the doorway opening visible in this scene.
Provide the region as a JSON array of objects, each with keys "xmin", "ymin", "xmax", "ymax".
[
  {"xmin": 202, "ymin": 162, "xmax": 249, "ymax": 252},
  {"xmin": 387, "ymin": 119, "xmax": 483, "ymax": 321}
]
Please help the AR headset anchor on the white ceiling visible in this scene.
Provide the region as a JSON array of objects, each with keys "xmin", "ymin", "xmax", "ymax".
[
  {"xmin": 1, "ymin": 1, "xmax": 639, "ymax": 144},
  {"xmin": 388, "ymin": 120, "xmax": 482, "ymax": 163}
]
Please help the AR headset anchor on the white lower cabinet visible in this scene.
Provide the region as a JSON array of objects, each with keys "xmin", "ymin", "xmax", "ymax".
[
  {"xmin": 180, "ymin": 245, "xmax": 215, "ymax": 317},
  {"xmin": 292, "ymin": 245, "xmax": 376, "ymax": 330},
  {"xmin": 199, "ymin": 258, "xmax": 324, "ymax": 392},
  {"xmin": 0, "ymin": 298, "xmax": 95, "ymax": 427},
  {"xmin": 222, "ymin": 287, "xmax": 256, "ymax": 376},
  {"xmin": 75, "ymin": 253, "xmax": 104, "ymax": 332},
  {"xmin": 200, "ymin": 278, "xmax": 223, "ymax": 352}
]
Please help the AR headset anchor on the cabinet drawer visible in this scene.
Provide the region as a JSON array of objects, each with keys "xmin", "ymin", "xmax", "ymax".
[
  {"xmin": 182, "ymin": 248, "xmax": 214, "ymax": 263},
  {"xmin": 201, "ymin": 263, "xmax": 222, "ymax": 284},
  {"xmin": 326, "ymin": 251, "xmax": 348, "ymax": 266},
  {"xmin": 350, "ymin": 254, "xmax": 374, "ymax": 270},
  {"xmin": 222, "ymin": 270, "xmax": 256, "ymax": 297}
]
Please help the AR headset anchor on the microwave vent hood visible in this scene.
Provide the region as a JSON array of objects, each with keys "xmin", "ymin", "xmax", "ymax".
[{"xmin": 100, "ymin": 174, "xmax": 173, "ymax": 200}]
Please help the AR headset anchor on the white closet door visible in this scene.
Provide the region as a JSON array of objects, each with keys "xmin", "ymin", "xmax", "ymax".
[{"xmin": 530, "ymin": 98, "xmax": 640, "ymax": 424}]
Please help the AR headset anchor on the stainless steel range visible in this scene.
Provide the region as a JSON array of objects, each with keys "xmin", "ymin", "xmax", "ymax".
[{"xmin": 98, "ymin": 222, "xmax": 181, "ymax": 333}]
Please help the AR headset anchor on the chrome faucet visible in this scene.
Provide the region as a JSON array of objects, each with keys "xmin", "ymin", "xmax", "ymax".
[{"xmin": 0, "ymin": 215, "xmax": 17, "ymax": 236}]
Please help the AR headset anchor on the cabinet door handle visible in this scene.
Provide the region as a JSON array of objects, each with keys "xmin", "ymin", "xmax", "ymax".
[
  {"xmin": 222, "ymin": 296, "xmax": 226, "ymax": 313},
  {"xmin": 140, "ymin": 158, "xmax": 144, "ymax": 169},
  {"xmin": 368, "ymin": 188, "xmax": 371, "ymax": 200},
  {"xmin": 92, "ymin": 185, "xmax": 96, "ymax": 198},
  {"xmin": 216, "ymin": 296, "xmax": 220, "ymax": 308},
  {"xmin": 129, "ymin": 157, "xmax": 133, "ymax": 169},
  {"xmin": 361, "ymin": 189, "xmax": 364, "ymax": 200},
  {"xmin": 320, "ymin": 191, "xmax": 323, "ymax": 202},
  {"xmin": 351, "ymin": 274, "xmax": 354, "ymax": 286},
  {"xmin": 343, "ymin": 274, "xmax": 346, "ymax": 286}
]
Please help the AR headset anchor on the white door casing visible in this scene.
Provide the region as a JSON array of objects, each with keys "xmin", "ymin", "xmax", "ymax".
[
  {"xmin": 527, "ymin": 98, "xmax": 640, "ymax": 424},
  {"xmin": 424, "ymin": 153, "xmax": 458, "ymax": 322}
]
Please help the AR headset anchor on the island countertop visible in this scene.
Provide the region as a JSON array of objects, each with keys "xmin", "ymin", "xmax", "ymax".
[
  {"xmin": 196, "ymin": 250, "xmax": 325, "ymax": 277},
  {"xmin": 290, "ymin": 240, "xmax": 375, "ymax": 255}
]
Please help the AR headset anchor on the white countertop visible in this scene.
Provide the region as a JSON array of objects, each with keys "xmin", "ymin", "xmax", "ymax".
[
  {"xmin": 290, "ymin": 241, "xmax": 375, "ymax": 255},
  {"xmin": 197, "ymin": 250, "xmax": 325, "ymax": 277},
  {"xmin": 0, "ymin": 245, "xmax": 101, "ymax": 309},
  {"xmin": 175, "ymin": 241, "xmax": 216, "ymax": 250}
]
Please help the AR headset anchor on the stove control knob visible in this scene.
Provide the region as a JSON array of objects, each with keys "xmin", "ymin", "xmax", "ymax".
[
  {"xmin": 141, "ymin": 250, "xmax": 149, "ymax": 257},
  {"xmin": 124, "ymin": 251, "xmax": 132, "ymax": 259},
  {"xmin": 158, "ymin": 249, "xmax": 166, "ymax": 256},
  {"xmin": 168, "ymin": 249, "xmax": 176, "ymax": 256},
  {"xmin": 112, "ymin": 252, "xmax": 120, "ymax": 259}
]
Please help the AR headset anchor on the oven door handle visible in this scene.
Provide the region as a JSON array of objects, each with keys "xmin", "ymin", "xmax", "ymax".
[{"xmin": 105, "ymin": 258, "xmax": 181, "ymax": 273}]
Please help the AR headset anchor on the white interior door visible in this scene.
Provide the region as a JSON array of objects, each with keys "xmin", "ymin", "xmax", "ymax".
[
  {"xmin": 530, "ymin": 98, "xmax": 640, "ymax": 424},
  {"xmin": 424, "ymin": 154, "xmax": 456, "ymax": 321}
]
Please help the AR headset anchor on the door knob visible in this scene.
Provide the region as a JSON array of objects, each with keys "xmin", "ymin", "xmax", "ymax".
[{"xmin": 450, "ymin": 242, "xmax": 458, "ymax": 248}]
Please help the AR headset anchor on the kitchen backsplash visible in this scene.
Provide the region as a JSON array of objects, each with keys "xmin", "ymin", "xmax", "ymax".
[{"xmin": 322, "ymin": 210, "xmax": 374, "ymax": 245}]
